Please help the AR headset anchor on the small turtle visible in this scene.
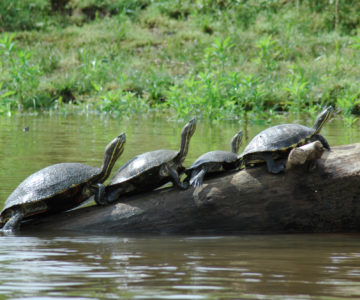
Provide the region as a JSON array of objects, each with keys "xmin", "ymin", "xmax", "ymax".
[
  {"xmin": 99, "ymin": 119, "xmax": 196, "ymax": 205},
  {"xmin": 238, "ymin": 106, "xmax": 333, "ymax": 174},
  {"xmin": 0, "ymin": 133, "xmax": 126, "ymax": 232},
  {"xmin": 185, "ymin": 130, "xmax": 243, "ymax": 187}
]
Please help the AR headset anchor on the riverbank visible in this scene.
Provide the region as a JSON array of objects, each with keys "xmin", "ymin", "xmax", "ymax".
[{"xmin": 0, "ymin": 1, "xmax": 359, "ymax": 123}]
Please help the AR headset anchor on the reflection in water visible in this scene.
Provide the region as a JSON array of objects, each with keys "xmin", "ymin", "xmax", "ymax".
[
  {"xmin": 0, "ymin": 115, "xmax": 360, "ymax": 299},
  {"xmin": 0, "ymin": 234, "xmax": 359, "ymax": 299}
]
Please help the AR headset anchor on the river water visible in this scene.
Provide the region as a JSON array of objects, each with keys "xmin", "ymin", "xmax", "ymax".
[{"xmin": 0, "ymin": 113, "xmax": 360, "ymax": 299}]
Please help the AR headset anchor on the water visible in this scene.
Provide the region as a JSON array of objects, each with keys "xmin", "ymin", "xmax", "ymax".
[
  {"xmin": 0, "ymin": 113, "xmax": 360, "ymax": 299},
  {"xmin": 1, "ymin": 233, "xmax": 360, "ymax": 299}
]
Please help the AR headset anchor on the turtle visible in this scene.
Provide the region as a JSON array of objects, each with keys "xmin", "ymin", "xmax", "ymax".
[
  {"xmin": 0, "ymin": 133, "xmax": 126, "ymax": 232},
  {"xmin": 238, "ymin": 106, "xmax": 333, "ymax": 174},
  {"xmin": 185, "ymin": 130, "xmax": 243, "ymax": 187},
  {"xmin": 98, "ymin": 118, "xmax": 196, "ymax": 205}
]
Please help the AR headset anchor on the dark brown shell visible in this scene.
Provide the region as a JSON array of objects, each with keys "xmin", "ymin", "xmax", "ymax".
[
  {"xmin": 109, "ymin": 149, "xmax": 178, "ymax": 185},
  {"xmin": 2, "ymin": 163, "xmax": 100, "ymax": 213},
  {"xmin": 240, "ymin": 124, "xmax": 314, "ymax": 157},
  {"xmin": 187, "ymin": 151, "xmax": 239, "ymax": 172}
]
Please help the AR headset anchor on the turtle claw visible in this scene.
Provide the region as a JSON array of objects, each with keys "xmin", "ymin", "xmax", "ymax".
[
  {"xmin": 263, "ymin": 153, "xmax": 285, "ymax": 174},
  {"xmin": 100, "ymin": 188, "xmax": 124, "ymax": 205},
  {"xmin": 190, "ymin": 175, "xmax": 204, "ymax": 187},
  {"xmin": 2, "ymin": 210, "xmax": 23, "ymax": 233},
  {"xmin": 270, "ymin": 163, "xmax": 285, "ymax": 174},
  {"xmin": 189, "ymin": 169, "xmax": 206, "ymax": 188},
  {"xmin": 190, "ymin": 178, "xmax": 202, "ymax": 187}
]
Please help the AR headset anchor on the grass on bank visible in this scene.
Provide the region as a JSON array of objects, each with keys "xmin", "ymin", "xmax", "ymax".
[{"xmin": 0, "ymin": 0, "xmax": 360, "ymax": 125}]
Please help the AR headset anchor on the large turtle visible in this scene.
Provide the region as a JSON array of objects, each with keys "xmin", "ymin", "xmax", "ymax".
[
  {"xmin": 238, "ymin": 106, "xmax": 333, "ymax": 174},
  {"xmin": 185, "ymin": 130, "xmax": 243, "ymax": 187},
  {"xmin": 0, "ymin": 133, "xmax": 126, "ymax": 232},
  {"xmin": 98, "ymin": 119, "xmax": 196, "ymax": 205}
]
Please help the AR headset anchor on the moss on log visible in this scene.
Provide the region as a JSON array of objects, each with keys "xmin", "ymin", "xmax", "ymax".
[{"xmin": 24, "ymin": 143, "xmax": 360, "ymax": 234}]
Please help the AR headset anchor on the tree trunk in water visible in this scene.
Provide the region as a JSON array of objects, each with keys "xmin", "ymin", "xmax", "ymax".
[{"xmin": 24, "ymin": 143, "xmax": 360, "ymax": 234}]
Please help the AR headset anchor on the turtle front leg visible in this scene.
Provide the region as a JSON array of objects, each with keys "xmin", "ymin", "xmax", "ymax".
[
  {"xmin": 2, "ymin": 210, "xmax": 23, "ymax": 232},
  {"xmin": 262, "ymin": 152, "xmax": 285, "ymax": 174},
  {"xmin": 161, "ymin": 164, "xmax": 189, "ymax": 190},
  {"xmin": 189, "ymin": 168, "xmax": 207, "ymax": 187},
  {"xmin": 102, "ymin": 187, "xmax": 126, "ymax": 205},
  {"xmin": 93, "ymin": 183, "xmax": 106, "ymax": 206},
  {"xmin": 170, "ymin": 168, "xmax": 189, "ymax": 189},
  {"xmin": 85, "ymin": 183, "xmax": 107, "ymax": 205},
  {"xmin": 310, "ymin": 134, "xmax": 330, "ymax": 150}
]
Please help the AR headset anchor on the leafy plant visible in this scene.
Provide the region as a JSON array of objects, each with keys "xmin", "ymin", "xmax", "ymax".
[
  {"xmin": 283, "ymin": 77, "xmax": 309, "ymax": 112},
  {"xmin": 336, "ymin": 93, "xmax": 360, "ymax": 127},
  {"xmin": 282, "ymin": 63, "xmax": 311, "ymax": 113},
  {"xmin": 96, "ymin": 90, "xmax": 148, "ymax": 115},
  {"xmin": 165, "ymin": 37, "xmax": 266, "ymax": 121},
  {"xmin": 0, "ymin": 0, "xmax": 50, "ymax": 31},
  {"xmin": 255, "ymin": 35, "xmax": 279, "ymax": 70},
  {"xmin": 336, "ymin": 94, "xmax": 359, "ymax": 115},
  {"xmin": 0, "ymin": 83, "xmax": 16, "ymax": 115},
  {"xmin": 350, "ymin": 36, "xmax": 360, "ymax": 50},
  {"xmin": 0, "ymin": 33, "xmax": 17, "ymax": 56},
  {"xmin": 204, "ymin": 37, "xmax": 234, "ymax": 72},
  {"xmin": 343, "ymin": 114, "xmax": 358, "ymax": 127},
  {"xmin": 0, "ymin": 33, "xmax": 42, "ymax": 108}
]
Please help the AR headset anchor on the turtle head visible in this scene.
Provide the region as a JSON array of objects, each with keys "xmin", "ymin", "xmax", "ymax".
[
  {"xmin": 178, "ymin": 118, "xmax": 196, "ymax": 163},
  {"xmin": 181, "ymin": 118, "xmax": 196, "ymax": 140},
  {"xmin": 100, "ymin": 133, "xmax": 126, "ymax": 182},
  {"xmin": 312, "ymin": 106, "xmax": 333, "ymax": 134},
  {"xmin": 231, "ymin": 130, "xmax": 243, "ymax": 154}
]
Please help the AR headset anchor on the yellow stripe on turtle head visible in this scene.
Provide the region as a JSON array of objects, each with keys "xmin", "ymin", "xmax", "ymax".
[{"xmin": 312, "ymin": 106, "xmax": 333, "ymax": 134}]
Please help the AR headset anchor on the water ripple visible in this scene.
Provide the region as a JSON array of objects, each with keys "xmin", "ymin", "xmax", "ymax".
[{"xmin": 0, "ymin": 233, "xmax": 359, "ymax": 299}]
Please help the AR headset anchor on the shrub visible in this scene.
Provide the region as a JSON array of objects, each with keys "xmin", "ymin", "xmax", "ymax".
[{"xmin": 0, "ymin": 0, "xmax": 51, "ymax": 31}]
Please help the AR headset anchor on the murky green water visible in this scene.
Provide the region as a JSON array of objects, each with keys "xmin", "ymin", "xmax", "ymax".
[{"xmin": 0, "ymin": 113, "xmax": 360, "ymax": 299}]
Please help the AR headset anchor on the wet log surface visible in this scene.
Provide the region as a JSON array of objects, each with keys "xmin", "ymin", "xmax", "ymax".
[{"xmin": 24, "ymin": 143, "xmax": 360, "ymax": 234}]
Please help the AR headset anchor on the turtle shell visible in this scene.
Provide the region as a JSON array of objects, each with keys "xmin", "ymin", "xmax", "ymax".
[
  {"xmin": 109, "ymin": 149, "xmax": 178, "ymax": 185},
  {"xmin": 187, "ymin": 151, "xmax": 239, "ymax": 172},
  {"xmin": 241, "ymin": 124, "xmax": 314, "ymax": 157},
  {"xmin": 2, "ymin": 163, "xmax": 100, "ymax": 214}
]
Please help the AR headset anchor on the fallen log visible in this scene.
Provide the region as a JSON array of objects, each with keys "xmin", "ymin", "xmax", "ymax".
[{"xmin": 24, "ymin": 143, "xmax": 360, "ymax": 234}]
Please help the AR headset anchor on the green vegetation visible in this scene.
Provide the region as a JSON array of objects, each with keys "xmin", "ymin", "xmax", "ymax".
[{"xmin": 0, "ymin": 0, "xmax": 360, "ymax": 122}]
